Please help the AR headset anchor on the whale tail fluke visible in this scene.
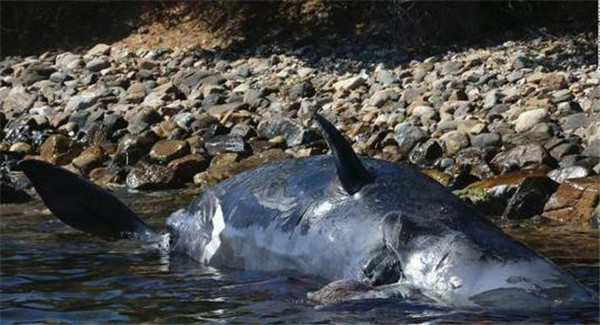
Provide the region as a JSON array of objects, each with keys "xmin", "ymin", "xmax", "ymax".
[{"xmin": 17, "ymin": 159, "xmax": 158, "ymax": 242}]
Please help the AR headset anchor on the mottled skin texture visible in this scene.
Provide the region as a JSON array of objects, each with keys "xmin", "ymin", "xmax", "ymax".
[{"xmin": 166, "ymin": 155, "xmax": 596, "ymax": 308}]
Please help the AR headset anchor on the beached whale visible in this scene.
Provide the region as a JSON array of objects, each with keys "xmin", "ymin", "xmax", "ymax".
[{"xmin": 18, "ymin": 114, "xmax": 596, "ymax": 309}]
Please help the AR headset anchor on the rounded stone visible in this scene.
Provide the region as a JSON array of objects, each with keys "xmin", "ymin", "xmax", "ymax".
[
  {"xmin": 149, "ymin": 140, "xmax": 191, "ymax": 162},
  {"xmin": 40, "ymin": 134, "xmax": 83, "ymax": 165},
  {"xmin": 514, "ymin": 109, "xmax": 550, "ymax": 133}
]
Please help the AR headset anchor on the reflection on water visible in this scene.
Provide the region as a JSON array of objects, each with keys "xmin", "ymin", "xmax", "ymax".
[{"xmin": 1, "ymin": 188, "xmax": 598, "ymax": 323}]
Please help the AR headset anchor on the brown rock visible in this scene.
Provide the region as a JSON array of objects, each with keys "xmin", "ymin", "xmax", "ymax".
[
  {"xmin": 126, "ymin": 163, "xmax": 177, "ymax": 190},
  {"xmin": 540, "ymin": 73, "xmax": 567, "ymax": 91},
  {"xmin": 72, "ymin": 145, "xmax": 107, "ymax": 175},
  {"xmin": 149, "ymin": 140, "xmax": 190, "ymax": 163},
  {"xmin": 168, "ymin": 154, "xmax": 209, "ymax": 182},
  {"xmin": 420, "ymin": 169, "xmax": 451, "ymax": 186},
  {"xmin": 89, "ymin": 166, "xmax": 124, "ymax": 186},
  {"xmin": 40, "ymin": 134, "xmax": 82, "ymax": 165},
  {"xmin": 466, "ymin": 164, "xmax": 553, "ymax": 190},
  {"xmin": 125, "ymin": 82, "xmax": 146, "ymax": 103},
  {"xmin": 9, "ymin": 142, "xmax": 33, "ymax": 155},
  {"xmin": 543, "ymin": 176, "xmax": 600, "ymax": 223}
]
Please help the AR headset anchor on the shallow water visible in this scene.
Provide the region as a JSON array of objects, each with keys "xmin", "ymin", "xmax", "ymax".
[{"xmin": 1, "ymin": 188, "xmax": 599, "ymax": 323}]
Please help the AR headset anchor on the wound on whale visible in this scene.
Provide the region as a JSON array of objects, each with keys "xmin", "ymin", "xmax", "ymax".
[{"xmin": 18, "ymin": 113, "xmax": 596, "ymax": 309}]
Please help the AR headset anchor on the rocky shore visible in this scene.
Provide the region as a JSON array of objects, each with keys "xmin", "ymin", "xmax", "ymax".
[{"xmin": 1, "ymin": 34, "xmax": 598, "ymax": 226}]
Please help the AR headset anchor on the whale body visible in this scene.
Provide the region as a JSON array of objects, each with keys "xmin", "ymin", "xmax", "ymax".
[{"xmin": 19, "ymin": 114, "xmax": 596, "ymax": 309}]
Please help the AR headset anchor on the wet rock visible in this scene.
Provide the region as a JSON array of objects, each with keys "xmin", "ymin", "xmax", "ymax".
[
  {"xmin": 257, "ymin": 117, "xmax": 310, "ymax": 147},
  {"xmin": 420, "ymin": 169, "xmax": 451, "ymax": 186},
  {"xmin": 491, "ymin": 144, "xmax": 555, "ymax": 173},
  {"xmin": 126, "ymin": 107, "xmax": 162, "ymax": 135},
  {"xmin": 114, "ymin": 132, "xmax": 158, "ymax": 166},
  {"xmin": 237, "ymin": 148, "xmax": 291, "ymax": 171},
  {"xmin": 543, "ymin": 176, "xmax": 600, "ymax": 224},
  {"xmin": 458, "ymin": 165, "xmax": 552, "ymax": 215},
  {"xmin": 503, "ymin": 176, "xmax": 559, "ymax": 220},
  {"xmin": 307, "ymin": 279, "xmax": 372, "ymax": 305},
  {"xmin": 149, "ymin": 140, "xmax": 190, "ymax": 162},
  {"xmin": 89, "ymin": 165, "xmax": 125, "ymax": 185},
  {"xmin": 39, "ymin": 134, "xmax": 83, "ymax": 165},
  {"xmin": 0, "ymin": 180, "xmax": 31, "ymax": 204},
  {"xmin": 126, "ymin": 163, "xmax": 177, "ymax": 190},
  {"xmin": 547, "ymin": 165, "xmax": 591, "ymax": 184},
  {"xmin": 514, "ymin": 109, "xmax": 549, "ymax": 133},
  {"xmin": 453, "ymin": 147, "xmax": 496, "ymax": 180},
  {"xmin": 448, "ymin": 173, "xmax": 480, "ymax": 191},
  {"xmin": 72, "ymin": 145, "xmax": 107, "ymax": 175},
  {"xmin": 194, "ymin": 149, "xmax": 290, "ymax": 187},
  {"xmin": 204, "ymin": 135, "xmax": 248, "ymax": 156},
  {"xmin": 409, "ymin": 139, "xmax": 443, "ymax": 166},
  {"xmin": 9, "ymin": 142, "xmax": 33, "ymax": 156},
  {"xmin": 168, "ymin": 153, "xmax": 209, "ymax": 182},
  {"xmin": 393, "ymin": 123, "xmax": 427, "ymax": 156}
]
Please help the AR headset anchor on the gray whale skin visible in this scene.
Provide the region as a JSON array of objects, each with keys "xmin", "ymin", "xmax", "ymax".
[{"xmin": 18, "ymin": 114, "xmax": 597, "ymax": 309}]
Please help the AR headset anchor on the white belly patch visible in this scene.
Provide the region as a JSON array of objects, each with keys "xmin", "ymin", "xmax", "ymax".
[{"xmin": 201, "ymin": 201, "xmax": 225, "ymax": 263}]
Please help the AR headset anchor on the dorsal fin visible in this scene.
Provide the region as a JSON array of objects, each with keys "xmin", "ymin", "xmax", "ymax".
[{"xmin": 313, "ymin": 113, "xmax": 371, "ymax": 195}]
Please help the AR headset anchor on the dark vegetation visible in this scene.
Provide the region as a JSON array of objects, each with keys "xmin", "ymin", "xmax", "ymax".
[{"xmin": 1, "ymin": 1, "xmax": 596, "ymax": 57}]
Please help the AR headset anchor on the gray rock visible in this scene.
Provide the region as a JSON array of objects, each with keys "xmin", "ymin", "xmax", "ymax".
[
  {"xmin": 2, "ymin": 85, "xmax": 34, "ymax": 113},
  {"xmin": 207, "ymin": 102, "xmax": 248, "ymax": 120},
  {"xmin": 551, "ymin": 89, "xmax": 573, "ymax": 103},
  {"xmin": 471, "ymin": 132, "xmax": 502, "ymax": 148},
  {"xmin": 483, "ymin": 91, "xmax": 500, "ymax": 110},
  {"xmin": 582, "ymin": 139, "xmax": 600, "ymax": 158},
  {"xmin": 506, "ymin": 70, "xmax": 523, "ymax": 83},
  {"xmin": 86, "ymin": 43, "xmax": 111, "ymax": 57},
  {"xmin": 503, "ymin": 177, "xmax": 559, "ymax": 219},
  {"xmin": 86, "ymin": 56, "xmax": 111, "ymax": 72},
  {"xmin": 492, "ymin": 144, "xmax": 555, "ymax": 173},
  {"xmin": 126, "ymin": 163, "xmax": 177, "ymax": 190},
  {"xmin": 512, "ymin": 55, "xmax": 532, "ymax": 69},
  {"xmin": 440, "ymin": 131, "xmax": 470, "ymax": 156},
  {"xmin": 547, "ymin": 166, "xmax": 592, "ymax": 183},
  {"xmin": 561, "ymin": 113, "xmax": 590, "ymax": 131},
  {"xmin": 257, "ymin": 117, "xmax": 309, "ymax": 147},
  {"xmin": 204, "ymin": 135, "xmax": 248, "ymax": 156},
  {"xmin": 393, "ymin": 123, "xmax": 428, "ymax": 155},
  {"xmin": 409, "ymin": 139, "xmax": 443, "ymax": 166},
  {"xmin": 374, "ymin": 68, "xmax": 398, "ymax": 86},
  {"xmin": 514, "ymin": 108, "xmax": 549, "ymax": 133},
  {"xmin": 288, "ymin": 82, "xmax": 315, "ymax": 101},
  {"xmin": 18, "ymin": 63, "xmax": 56, "ymax": 86},
  {"xmin": 333, "ymin": 74, "xmax": 366, "ymax": 91},
  {"xmin": 55, "ymin": 52, "xmax": 83, "ymax": 71},
  {"xmin": 172, "ymin": 69, "xmax": 212, "ymax": 96}
]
